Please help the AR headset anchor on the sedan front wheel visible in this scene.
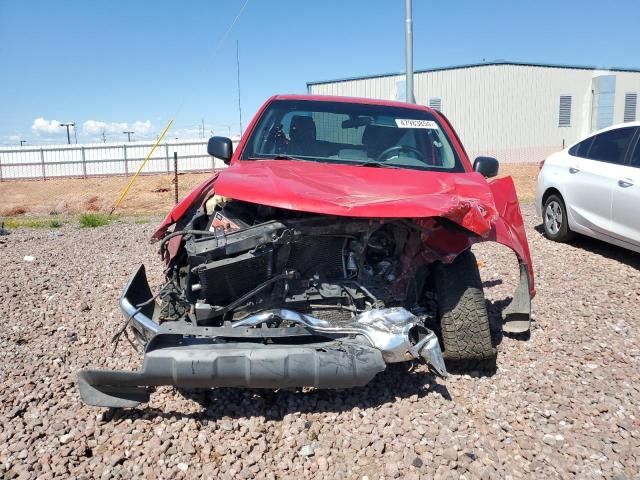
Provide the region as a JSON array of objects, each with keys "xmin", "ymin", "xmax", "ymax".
[{"xmin": 543, "ymin": 194, "xmax": 574, "ymax": 242}]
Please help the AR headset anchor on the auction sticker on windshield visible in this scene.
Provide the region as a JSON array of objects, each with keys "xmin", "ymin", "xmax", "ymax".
[{"xmin": 395, "ymin": 119, "xmax": 439, "ymax": 129}]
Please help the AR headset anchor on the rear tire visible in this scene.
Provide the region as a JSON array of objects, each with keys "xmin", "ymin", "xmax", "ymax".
[
  {"xmin": 433, "ymin": 250, "xmax": 496, "ymax": 369},
  {"xmin": 542, "ymin": 194, "xmax": 575, "ymax": 242}
]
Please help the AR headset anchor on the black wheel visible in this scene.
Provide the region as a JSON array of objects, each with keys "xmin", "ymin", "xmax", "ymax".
[
  {"xmin": 542, "ymin": 193, "xmax": 574, "ymax": 242},
  {"xmin": 433, "ymin": 250, "xmax": 496, "ymax": 368}
]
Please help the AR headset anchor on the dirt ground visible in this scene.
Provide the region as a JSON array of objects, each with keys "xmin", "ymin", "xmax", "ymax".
[
  {"xmin": 1, "ymin": 205, "xmax": 638, "ymax": 479},
  {"xmin": 0, "ymin": 172, "xmax": 218, "ymax": 217},
  {"xmin": 0, "ymin": 164, "xmax": 539, "ymax": 218}
]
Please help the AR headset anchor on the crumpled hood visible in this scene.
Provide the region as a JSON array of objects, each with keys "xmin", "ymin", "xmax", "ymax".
[
  {"xmin": 152, "ymin": 158, "xmax": 534, "ymax": 297},
  {"xmin": 213, "ymin": 160, "xmax": 499, "ymax": 236}
]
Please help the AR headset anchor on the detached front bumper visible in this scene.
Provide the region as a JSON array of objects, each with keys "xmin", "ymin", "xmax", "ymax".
[{"xmin": 78, "ymin": 266, "xmax": 446, "ymax": 408}]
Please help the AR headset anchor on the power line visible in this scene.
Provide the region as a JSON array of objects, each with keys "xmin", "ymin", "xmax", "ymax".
[
  {"xmin": 35, "ymin": 1, "xmax": 250, "ymax": 146},
  {"xmin": 208, "ymin": 0, "xmax": 251, "ymax": 64},
  {"xmin": 171, "ymin": 0, "xmax": 251, "ymax": 122}
]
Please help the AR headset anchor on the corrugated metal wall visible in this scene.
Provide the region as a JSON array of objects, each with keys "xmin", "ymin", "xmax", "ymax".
[{"xmin": 309, "ymin": 65, "xmax": 640, "ymax": 163}]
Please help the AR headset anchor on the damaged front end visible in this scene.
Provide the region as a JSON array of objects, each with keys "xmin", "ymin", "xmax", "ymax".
[
  {"xmin": 79, "ymin": 267, "xmax": 445, "ymax": 408},
  {"xmin": 78, "ymin": 172, "xmax": 535, "ymax": 408},
  {"xmin": 79, "ymin": 204, "xmax": 451, "ymax": 408}
]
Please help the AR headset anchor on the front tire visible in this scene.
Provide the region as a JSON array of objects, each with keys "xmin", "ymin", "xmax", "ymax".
[
  {"xmin": 433, "ymin": 250, "xmax": 496, "ymax": 368},
  {"xmin": 543, "ymin": 194, "xmax": 574, "ymax": 242}
]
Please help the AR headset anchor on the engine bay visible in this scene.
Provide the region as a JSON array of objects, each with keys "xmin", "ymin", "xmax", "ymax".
[{"xmin": 159, "ymin": 199, "xmax": 439, "ymax": 327}]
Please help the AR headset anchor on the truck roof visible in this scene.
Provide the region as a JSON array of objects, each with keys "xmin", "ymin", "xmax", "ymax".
[{"xmin": 270, "ymin": 94, "xmax": 436, "ymax": 113}]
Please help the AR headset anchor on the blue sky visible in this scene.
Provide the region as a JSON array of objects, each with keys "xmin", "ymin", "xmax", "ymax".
[{"xmin": 1, "ymin": 0, "xmax": 639, "ymax": 145}]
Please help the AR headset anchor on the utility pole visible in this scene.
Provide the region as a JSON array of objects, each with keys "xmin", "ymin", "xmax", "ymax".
[
  {"xmin": 236, "ymin": 40, "xmax": 243, "ymax": 136},
  {"xmin": 102, "ymin": 131, "xmax": 107, "ymax": 143},
  {"xmin": 123, "ymin": 131, "xmax": 134, "ymax": 142},
  {"xmin": 405, "ymin": 0, "xmax": 415, "ymax": 104},
  {"xmin": 19, "ymin": 140, "xmax": 27, "ymax": 147},
  {"xmin": 60, "ymin": 122, "xmax": 75, "ymax": 144}
]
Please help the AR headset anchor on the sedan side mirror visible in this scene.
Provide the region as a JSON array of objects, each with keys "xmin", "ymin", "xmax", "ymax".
[
  {"xmin": 473, "ymin": 156, "xmax": 499, "ymax": 178},
  {"xmin": 207, "ymin": 136, "xmax": 233, "ymax": 165}
]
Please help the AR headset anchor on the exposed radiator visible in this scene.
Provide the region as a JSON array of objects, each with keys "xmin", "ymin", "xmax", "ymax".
[
  {"xmin": 194, "ymin": 248, "xmax": 273, "ymax": 305},
  {"xmin": 286, "ymin": 236, "xmax": 345, "ymax": 279}
]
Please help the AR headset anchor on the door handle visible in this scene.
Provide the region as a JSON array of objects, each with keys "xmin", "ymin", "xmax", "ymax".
[
  {"xmin": 618, "ymin": 179, "xmax": 634, "ymax": 188},
  {"xmin": 569, "ymin": 167, "xmax": 580, "ymax": 174}
]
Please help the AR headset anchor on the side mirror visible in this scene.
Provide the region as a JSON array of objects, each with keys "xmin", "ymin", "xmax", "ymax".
[
  {"xmin": 207, "ymin": 136, "xmax": 233, "ymax": 164},
  {"xmin": 473, "ymin": 156, "xmax": 499, "ymax": 178}
]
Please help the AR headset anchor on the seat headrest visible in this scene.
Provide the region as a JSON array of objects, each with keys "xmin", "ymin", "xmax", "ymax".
[{"xmin": 290, "ymin": 116, "xmax": 316, "ymax": 142}]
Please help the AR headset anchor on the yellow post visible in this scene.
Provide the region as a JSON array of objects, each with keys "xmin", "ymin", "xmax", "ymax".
[{"xmin": 110, "ymin": 119, "xmax": 174, "ymax": 215}]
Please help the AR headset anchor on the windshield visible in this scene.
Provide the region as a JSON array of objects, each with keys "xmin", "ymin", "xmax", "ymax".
[{"xmin": 241, "ymin": 99, "xmax": 464, "ymax": 172}]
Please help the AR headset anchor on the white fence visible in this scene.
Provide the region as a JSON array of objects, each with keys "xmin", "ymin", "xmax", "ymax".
[{"xmin": 0, "ymin": 139, "xmax": 237, "ymax": 180}]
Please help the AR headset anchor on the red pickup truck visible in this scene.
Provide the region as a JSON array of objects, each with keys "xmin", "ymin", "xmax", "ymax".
[{"xmin": 78, "ymin": 95, "xmax": 534, "ymax": 408}]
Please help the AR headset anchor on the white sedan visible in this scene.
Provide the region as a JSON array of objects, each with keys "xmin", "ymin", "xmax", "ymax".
[{"xmin": 535, "ymin": 122, "xmax": 640, "ymax": 253}]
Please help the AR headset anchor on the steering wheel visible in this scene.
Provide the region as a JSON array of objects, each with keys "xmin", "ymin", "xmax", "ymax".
[{"xmin": 376, "ymin": 145, "xmax": 425, "ymax": 162}]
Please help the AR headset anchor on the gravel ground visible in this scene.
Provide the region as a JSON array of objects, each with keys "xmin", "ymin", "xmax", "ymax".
[{"xmin": 1, "ymin": 205, "xmax": 639, "ymax": 479}]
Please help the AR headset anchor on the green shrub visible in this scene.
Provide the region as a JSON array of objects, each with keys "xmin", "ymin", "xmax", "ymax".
[
  {"xmin": 49, "ymin": 220, "xmax": 63, "ymax": 228},
  {"xmin": 4, "ymin": 218, "xmax": 54, "ymax": 229},
  {"xmin": 79, "ymin": 213, "xmax": 111, "ymax": 228},
  {"xmin": 3, "ymin": 219, "xmax": 22, "ymax": 229}
]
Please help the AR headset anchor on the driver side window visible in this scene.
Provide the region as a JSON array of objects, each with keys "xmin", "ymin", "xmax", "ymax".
[{"xmin": 586, "ymin": 127, "xmax": 636, "ymax": 165}]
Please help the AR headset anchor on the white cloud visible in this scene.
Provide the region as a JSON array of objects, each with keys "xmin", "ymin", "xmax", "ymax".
[
  {"xmin": 32, "ymin": 117, "xmax": 68, "ymax": 136},
  {"xmin": 82, "ymin": 120, "xmax": 129, "ymax": 135},
  {"xmin": 21, "ymin": 117, "xmax": 159, "ymax": 144},
  {"xmin": 82, "ymin": 119, "xmax": 154, "ymax": 139},
  {"xmin": 132, "ymin": 120, "xmax": 153, "ymax": 135}
]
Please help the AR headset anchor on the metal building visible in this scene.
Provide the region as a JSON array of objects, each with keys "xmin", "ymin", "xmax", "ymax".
[{"xmin": 307, "ymin": 61, "xmax": 640, "ymax": 163}]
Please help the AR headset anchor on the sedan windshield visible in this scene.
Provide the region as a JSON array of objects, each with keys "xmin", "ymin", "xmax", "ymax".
[{"xmin": 241, "ymin": 100, "xmax": 464, "ymax": 172}]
